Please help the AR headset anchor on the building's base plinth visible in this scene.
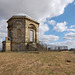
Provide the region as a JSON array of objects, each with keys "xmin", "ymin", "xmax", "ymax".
[{"xmin": 11, "ymin": 43, "xmax": 47, "ymax": 52}]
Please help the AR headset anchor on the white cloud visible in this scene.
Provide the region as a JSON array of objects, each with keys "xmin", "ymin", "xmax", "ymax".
[
  {"xmin": 70, "ymin": 25, "xmax": 75, "ymax": 28},
  {"xmin": 0, "ymin": 0, "xmax": 74, "ymax": 47},
  {"xmin": 0, "ymin": 0, "xmax": 74, "ymax": 20},
  {"xmin": 54, "ymin": 21, "xmax": 67, "ymax": 32},
  {"xmin": 0, "ymin": 19, "xmax": 7, "ymax": 48},
  {"xmin": 64, "ymin": 32, "xmax": 75, "ymax": 39},
  {"xmin": 39, "ymin": 35, "xmax": 59, "ymax": 43},
  {"xmin": 48, "ymin": 20, "xmax": 56, "ymax": 25},
  {"xmin": 0, "ymin": 38, "xmax": 2, "ymax": 42},
  {"xmin": 39, "ymin": 19, "xmax": 59, "ymax": 43},
  {"xmin": 0, "ymin": 19, "xmax": 7, "ymax": 38},
  {"xmin": 65, "ymin": 25, "xmax": 75, "ymax": 32},
  {"xmin": 73, "ymin": 2, "xmax": 75, "ymax": 5},
  {"xmin": 67, "ymin": 29, "xmax": 75, "ymax": 32},
  {"xmin": 0, "ymin": 38, "xmax": 2, "ymax": 48},
  {"xmin": 39, "ymin": 23, "xmax": 49, "ymax": 35}
]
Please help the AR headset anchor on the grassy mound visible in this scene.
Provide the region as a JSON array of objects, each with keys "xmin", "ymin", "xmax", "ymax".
[{"xmin": 0, "ymin": 51, "xmax": 75, "ymax": 75}]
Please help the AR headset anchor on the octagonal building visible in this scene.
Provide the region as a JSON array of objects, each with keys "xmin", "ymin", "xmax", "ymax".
[{"xmin": 2, "ymin": 15, "xmax": 40, "ymax": 51}]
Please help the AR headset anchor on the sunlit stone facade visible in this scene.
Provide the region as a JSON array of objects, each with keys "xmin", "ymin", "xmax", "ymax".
[{"xmin": 2, "ymin": 15, "xmax": 39, "ymax": 51}]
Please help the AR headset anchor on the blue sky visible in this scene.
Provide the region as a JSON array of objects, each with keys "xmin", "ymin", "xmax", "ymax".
[
  {"xmin": 0, "ymin": 0, "xmax": 75, "ymax": 49},
  {"xmin": 42, "ymin": 2, "xmax": 75, "ymax": 45}
]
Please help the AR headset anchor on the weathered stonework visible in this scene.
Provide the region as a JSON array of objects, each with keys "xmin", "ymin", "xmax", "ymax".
[
  {"xmin": 2, "ymin": 15, "xmax": 40, "ymax": 51},
  {"xmin": 2, "ymin": 37, "xmax": 11, "ymax": 52}
]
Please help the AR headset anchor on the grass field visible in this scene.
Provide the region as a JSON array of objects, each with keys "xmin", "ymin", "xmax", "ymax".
[{"xmin": 0, "ymin": 51, "xmax": 75, "ymax": 75}]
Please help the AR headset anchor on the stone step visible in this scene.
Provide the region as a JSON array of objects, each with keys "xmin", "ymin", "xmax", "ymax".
[{"xmin": 28, "ymin": 42, "xmax": 37, "ymax": 48}]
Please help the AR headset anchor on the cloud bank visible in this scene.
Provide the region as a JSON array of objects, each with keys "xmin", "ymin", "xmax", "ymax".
[
  {"xmin": 48, "ymin": 20, "xmax": 56, "ymax": 26},
  {"xmin": 0, "ymin": 0, "xmax": 74, "ymax": 48},
  {"xmin": 54, "ymin": 21, "xmax": 67, "ymax": 32},
  {"xmin": 64, "ymin": 32, "xmax": 75, "ymax": 40},
  {"xmin": 0, "ymin": 0, "xmax": 74, "ymax": 20}
]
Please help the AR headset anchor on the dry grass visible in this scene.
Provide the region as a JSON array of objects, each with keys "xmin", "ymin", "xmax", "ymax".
[{"xmin": 0, "ymin": 51, "xmax": 75, "ymax": 75}]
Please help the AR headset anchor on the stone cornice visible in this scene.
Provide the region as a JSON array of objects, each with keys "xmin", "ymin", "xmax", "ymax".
[{"xmin": 7, "ymin": 16, "xmax": 39, "ymax": 25}]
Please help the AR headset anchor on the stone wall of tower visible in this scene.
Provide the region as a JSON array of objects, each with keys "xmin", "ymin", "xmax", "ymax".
[
  {"xmin": 9, "ymin": 19, "xmax": 26, "ymax": 51},
  {"xmin": 2, "ymin": 37, "xmax": 11, "ymax": 52},
  {"xmin": 6, "ymin": 16, "xmax": 39, "ymax": 51}
]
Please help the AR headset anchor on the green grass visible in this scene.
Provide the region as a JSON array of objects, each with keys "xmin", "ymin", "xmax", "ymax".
[{"xmin": 0, "ymin": 51, "xmax": 75, "ymax": 75}]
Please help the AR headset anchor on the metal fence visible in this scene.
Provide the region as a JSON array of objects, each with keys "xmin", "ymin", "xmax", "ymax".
[
  {"xmin": 47, "ymin": 45, "xmax": 68, "ymax": 51},
  {"xmin": 39, "ymin": 41, "xmax": 47, "ymax": 49},
  {"xmin": 39, "ymin": 41, "xmax": 68, "ymax": 51}
]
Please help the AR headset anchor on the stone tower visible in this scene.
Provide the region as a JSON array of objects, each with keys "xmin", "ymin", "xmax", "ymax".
[{"xmin": 3, "ymin": 15, "xmax": 40, "ymax": 51}]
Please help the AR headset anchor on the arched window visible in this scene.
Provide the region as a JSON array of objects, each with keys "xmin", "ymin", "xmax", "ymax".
[
  {"xmin": 28, "ymin": 24, "xmax": 36, "ymax": 30},
  {"xmin": 9, "ymin": 29, "xmax": 12, "ymax": 38},
  {"xmin": 28, "ymin": 24, "xmax": 36, "ymax": 42},
  {"xmin": 17, "ymin": 29, "xmax": 21, "ymax": 37},
  {"xmin": 30, "ymin": 30, "xmax": 34, "ymax": 42}
]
